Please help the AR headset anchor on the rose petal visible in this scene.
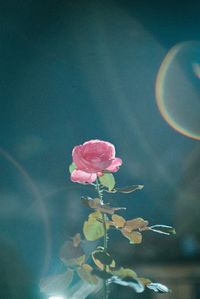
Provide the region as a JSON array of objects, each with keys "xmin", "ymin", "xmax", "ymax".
[
  {"xmin": 72, "ymin": 140, "xmax": 115, "ymax": 172},
  {"xmin": 83, "ymin": 140, "xmax": 116, "ymax": 159},
  {"xmin": 106, "ymin": 157, "xmax": 122, "ymax": 172},
  {"xmin": 71, "ymin": 169, "xmax": 97, "ymax": 184}
]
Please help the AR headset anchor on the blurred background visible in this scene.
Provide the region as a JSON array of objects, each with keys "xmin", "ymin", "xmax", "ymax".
[{"xmin": 0, "ymin": 0, "xmax": 200, "ymax": 298}]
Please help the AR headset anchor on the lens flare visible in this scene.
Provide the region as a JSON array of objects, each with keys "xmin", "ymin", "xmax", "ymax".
[
  {"xmin": 156, "ymin": 41, "xmax": 200, "ymax": 140},
  {"xmin": 0, "ymin": 148, "xmax": 52, "ymax": 274}
]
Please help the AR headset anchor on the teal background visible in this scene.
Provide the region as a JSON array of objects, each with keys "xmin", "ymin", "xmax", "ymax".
[{"xmin": 0, "ymin": 1, "xmax": 200, "ymax": 298}]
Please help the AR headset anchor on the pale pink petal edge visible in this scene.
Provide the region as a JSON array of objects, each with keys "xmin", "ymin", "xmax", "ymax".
[
  {"xmin": 71, "ymin": 169, "xmax": 97, "ymax": 184},
  {"xmin": 106, "ymin": 157, "xmax": 122, "ymax": 172}
]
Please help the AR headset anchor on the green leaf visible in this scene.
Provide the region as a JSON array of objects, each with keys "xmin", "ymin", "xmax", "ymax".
[
  {"xmin": 69, "ymin": 162, "xmax": 76, "ymax": 174},
  {"xmin": 99, "ymin": 173, "xmax": 115, "ymax": 191},
  {"xmin": 39, "ymin": 269, "xmax": 74, "ymax": 295},
  {"xmin": 83, "ymin": 211, "xmax": 109, "ymax": 241},
  {"xmin": 150, "ymin": 225, "xmax": 176, "ymax": 235}
]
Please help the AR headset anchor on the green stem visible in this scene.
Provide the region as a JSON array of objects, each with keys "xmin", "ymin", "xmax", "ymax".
[{"xmin": 96, "ymin": 179, "xmax": 108, "ymax": 299}]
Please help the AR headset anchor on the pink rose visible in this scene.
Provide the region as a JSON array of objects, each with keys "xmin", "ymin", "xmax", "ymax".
[{"xmin": 70, "ymin": 140, "xmax": 122, "ymax": 183}]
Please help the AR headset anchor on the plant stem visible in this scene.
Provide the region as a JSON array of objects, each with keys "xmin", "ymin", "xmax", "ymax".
[{"xmin": 96, "ymin": 179, "xmax": 108, "ymax": 299}]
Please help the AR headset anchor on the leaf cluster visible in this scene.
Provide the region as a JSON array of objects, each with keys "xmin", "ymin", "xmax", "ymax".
[
  {"xmin": 83, "ymin": 209, "xmax": 175, "ymax": 244},
  {"xmin": 40, "ymin": 169, "xmax": 175, "ymax": 298},
  {"xmin": 40, "ymin": 233, "xmax": 99, "ymax": 296}
]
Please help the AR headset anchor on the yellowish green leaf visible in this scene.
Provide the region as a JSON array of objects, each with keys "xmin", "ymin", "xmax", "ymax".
[
  {"xmin": 99, "ymin": 173, "xmax": 115, "ymax": 191},
  {"xmin": 83, "ymin": 211, "xmax": 109, "ymax": 241},
  {"xmin": 69, "ymin": 162, "xmax": 76, "ymax": 174},
  {"xmin": 89, "ymin": 211, "xmax": 102, "ymax": 219}
]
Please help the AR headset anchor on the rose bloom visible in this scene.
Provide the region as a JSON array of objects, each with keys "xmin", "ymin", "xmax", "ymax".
[{"xmin": 70, "ymin": 140, "xmax": 122, "ymax": 183}]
